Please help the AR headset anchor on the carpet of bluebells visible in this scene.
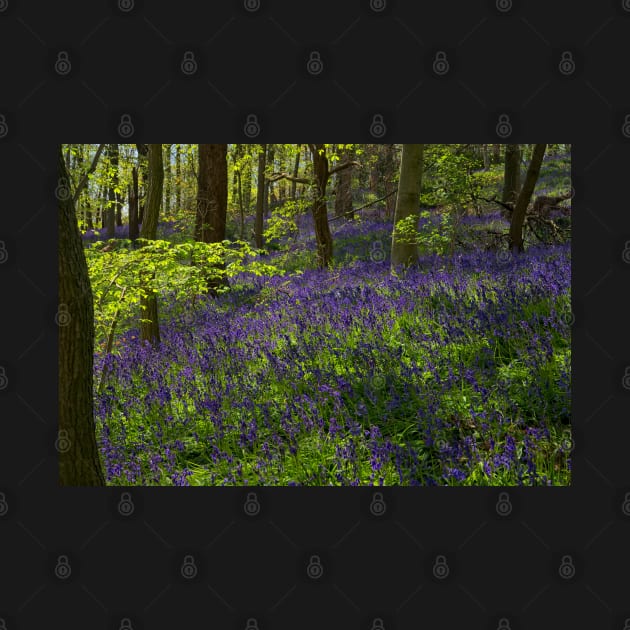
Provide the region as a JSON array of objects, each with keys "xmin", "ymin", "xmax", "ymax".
[{"xmin": 93, "ymin": 208, "xmax": 571, "ymax": 486}]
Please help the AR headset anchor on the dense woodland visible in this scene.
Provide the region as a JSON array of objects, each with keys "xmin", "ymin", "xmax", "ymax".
[{"xmin": 58, "ymin": 143, "xmax": 571, "ymax": 486}]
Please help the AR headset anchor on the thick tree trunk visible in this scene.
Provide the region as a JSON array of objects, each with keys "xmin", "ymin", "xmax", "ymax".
[
  {"xmin": 58, "ymin": 147, "xmax": 105, "ymax": 486},
  {"xmin": 509, "ymin": 143, "xmax": 547, "ymax": 253},
  {"xmin": 196, "ymin": 144, "xmax": 228, "ymax": 291},
  {"xmin": 334, "ymin": 146, "xmax": 354, "ymax": 220},
  {"xmin": 391, "ymin": 144, "xmax": 424, "ymax": 270},
  {"xmin": 502, "ymin": 144, "xmax": 521, "ymax": 205},
  {"xmin": 139, "ymin": 144, "xmax": 163, "ymax": 346},
  {"xmin": 254, "ymin": 144, "xmax": 266, "ymax": 248},
  {"xmin": 309, "ymin": 144, "xmax": 334, "ymax": 268}
]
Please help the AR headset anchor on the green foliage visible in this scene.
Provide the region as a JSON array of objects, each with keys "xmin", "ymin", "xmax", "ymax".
[
  {"xmin": 392, "ymin": 211, "xmax": 452, "ymax": 255},
  {"xmin": 86, "ymin": 238, "xmax": 285, "ymax": 349}
]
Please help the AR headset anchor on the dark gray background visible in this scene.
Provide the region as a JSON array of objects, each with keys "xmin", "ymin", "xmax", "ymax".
[{"xmin": 0, "ymin": 0, "xmax": 629, "ymax": 628}]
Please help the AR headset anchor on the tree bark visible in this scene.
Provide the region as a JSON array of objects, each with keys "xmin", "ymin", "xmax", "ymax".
[
  {"xmin": 383, "ymin": 144, "xmax": 397, "ymax": 219},
  {"xmin": 309, "ymin": 144, "xmax": 334, "ymax": 268},
  {"xmin": 502, "ymin": 144, "xmax": 521, "ymax": 205},
  {"xmin": 509, "ymin": 143, "xmax": 546, "ymax": 253},
  {"xmin": 334, "ymin": 146, "xmax": 354, "ymax": 220},
  {"xmin": 264, "ymin": 144, "xmax": 274, "ymax": 219},
  {"xmin": 254, "ymin": 144, "xmax": 266, "ymax": 248},
  {"xmin": 105, "ymin": 144, "xmax": 117, "ymax": 239},
  {"xmin": 391, "ymin": 144, "xmax": 424, "ymax": 270},
  {"xmin": 128, "ymin": 165, "xmax": 139, "ymax": 242},
  {"xmin": 139, "ymin": 144, "xmax": 163, "ymax": 346},
  {"xmin": 291, "ymin": 147, "xmax": 300, "ymax": 200},
  {"xmin": 58, "ymin": 146, "xmax": 105, "ymax": 486},
  {"xmin": 195, "ymin": 144, "xmax": 228, "ymax": 291}
]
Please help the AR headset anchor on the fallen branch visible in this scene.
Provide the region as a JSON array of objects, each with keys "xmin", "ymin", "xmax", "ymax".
[{"xmin": 329, "ymin": 189, "xmax": 397, "ymax": 223}]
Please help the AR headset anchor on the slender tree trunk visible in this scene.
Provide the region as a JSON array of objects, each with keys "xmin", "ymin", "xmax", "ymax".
[
  {"xmin": 509, "ymin": 144, "xmax": 547, "ymax": 253},
  {"xmin": 139, "ymin": 144, "xmax": 163, "ymax": 346},
  {"xmin": 502, "ymin": 144, "xmax": 521, "ymax": 205},
  {"xmin": 391, "ymin": 144, "xmax": 424, "ymax": 270},
  {"xmin": 384, "ymin": 144, "xmax": 397, "ymax": 219},
  {"xmin": 493, "ymin": 144, "xmax": 501, "ymax": 162},
  {"xmin": 334, "ymin": 146, "xmax": 354, "ymax": 219},
  {"xmin": 58, "ymin": 147, "xmax": 105, "ymax": 486},
  {"xmin": 309, "ymin": 143, "xmax": 334, "ymax": 268},
  {"xmin": 164, "ymin": 144, "xmax": 171, "ymax": 217},
  {"xmin": 105, "ymin": 144, "xmax": 117, "ymax": 239},
  {"xmin": 264, "ymin": 144, "xmax": 275, "ymax": 219},
  {"xmin": 291, "ymin": 147, "xmax": 300, "ymax": 200},
  {"xmin": 175, "ymin": 144, "xmax": 182, "ymax": 211},
  {"xmin": 128, "ymin": 166, "xmax": 139, "ymax": 242},
  {"xmin": 255, "ymin": 144, "xmax": 266, "ymax": 248},
  {"xmin": 482, "ymin": 144, "xmax": 490, "ymax": 170}
]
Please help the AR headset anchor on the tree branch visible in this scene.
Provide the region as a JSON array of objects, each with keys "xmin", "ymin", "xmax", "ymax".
[
  {"xmin": 72, "ymin": 144, "xmax": 105, "ymax": 204},
  {"xmin": 328, "ymin": 160, "xmax": 361, "ymax": 176},
  {"xmin": 267, "ymin": 172, "xmax": 312, "ymax": 185},
  {"xmin": 329, "ymin": 189, "xmax": 397, "ymax": 223}
]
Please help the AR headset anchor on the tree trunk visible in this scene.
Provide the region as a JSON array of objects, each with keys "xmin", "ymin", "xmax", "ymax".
[
  {"xmin": 502, "ymin": 144, "xmax": 521, "ymax": 205},
  {"xmin": 128, "ymin": 166, "xmax": 139, "ymax": 242},
  {"xmin": 105, "ymin": 144, "xmax": 117, "ymax": 239},
  {"xmin": 254, "ymin": 144, "xmax": 266, "ymax": 248},
  {"xmin": 175, "ymin": 144, "xmax": 182, "ymax": 211},
  {"xmin": 139, "ymin": 144, "xmax": 163, "ymax": 346},
  {"xmin": 482, "ymin": 144, "xmax": 490, "ymax": 170},
  {"xmin": 58, "ymin": 147, "xmax": 105, "ymax": 486},
  {"xmin": 509, "ymin": 143, "xmax": 547, "ymax": 253},
  {"xmin": 383, "ymin": 144, "xmax": 397, "ymax": 219},
  {"xmin": 264, "ymin": 144, "xmax": 274, "ymax": 219},
  {"xmin": 195, "ymin": 144, "xmax": 228, "ymax": 291},
  {"xmin": 334, "ymin": 146, "xmax": 354, "ymax": 219},
  {"xmin": 309, "ymin": 144, "xmax": 334, "ymax": 268},
  {"xmin": 391, "ymin": 144, "xmax": 424, "ymax": 270},
  {"xmin": 164, "ymin": 144, "xmax": 171, "ymax": 217},
  {"xmin": 493, "ymin": 144, "xmax": 501, "ymax": 162},
  {"xmin": 291, "ymin": 147, "xmax": 300, "ymax": 200}
]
